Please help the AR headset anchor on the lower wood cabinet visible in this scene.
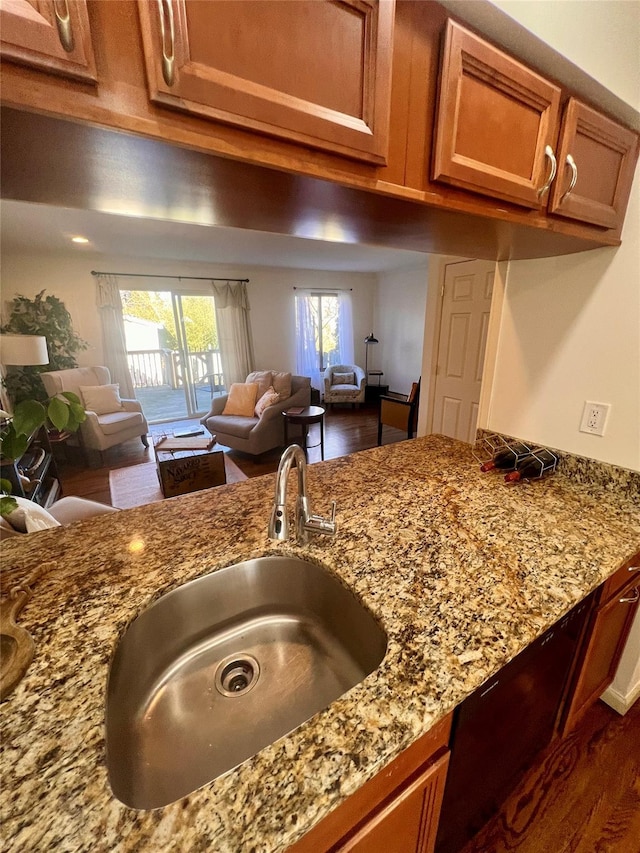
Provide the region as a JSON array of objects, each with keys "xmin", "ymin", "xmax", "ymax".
[
  {"xmin": 289, "ymin": 713, "xmax": 451, "ymax": 853},
  {"xmin": 560, "ymin": 551, "xmax": 640, "ymax": 735},
  {"xmin": 337, "ymin": 751, "xmax": 449, "ymax": 853}
]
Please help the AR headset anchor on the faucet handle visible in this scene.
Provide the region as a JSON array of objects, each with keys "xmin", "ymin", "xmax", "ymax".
[{"xmin": 305, "ymin": 500, "xmax": 337, "ymax": 537}]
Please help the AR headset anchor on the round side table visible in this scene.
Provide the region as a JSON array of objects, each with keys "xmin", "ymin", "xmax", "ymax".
[{"xmin": 282, "ymin": 405, "xmax": 325, "ymax": 460}]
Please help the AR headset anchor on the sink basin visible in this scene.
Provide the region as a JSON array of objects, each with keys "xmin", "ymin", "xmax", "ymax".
[{"xmin": 105, "ymin": 555, "xmax": 387, "ymax": 809}]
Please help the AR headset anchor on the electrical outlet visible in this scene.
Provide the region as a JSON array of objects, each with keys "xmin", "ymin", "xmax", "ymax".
[{"xmin": 579, "ymin": 401, "xmax": 611, "ymax": 436}]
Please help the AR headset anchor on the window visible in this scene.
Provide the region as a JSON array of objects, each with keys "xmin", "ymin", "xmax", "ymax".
[{"xmin": 295, "ymin": 291, "xmax": 354, "ymax": 389}]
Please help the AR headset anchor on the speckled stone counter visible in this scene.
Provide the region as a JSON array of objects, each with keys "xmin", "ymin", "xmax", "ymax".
[{"xmin": 1, "ymin": 436, "xmax": 639, "ymax": 852}]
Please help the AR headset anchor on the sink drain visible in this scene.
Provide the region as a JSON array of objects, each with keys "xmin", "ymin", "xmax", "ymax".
[{"xmin": 215, "ymin": 654, "xmax": 260, "ymax": 697}]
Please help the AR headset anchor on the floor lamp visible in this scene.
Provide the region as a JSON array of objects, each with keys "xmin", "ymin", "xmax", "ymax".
[
  {"xmin": 0, "ymin": 334, "xmax": 50, "ymax": 414},
  {"xmin": 364, "ymin": 332, "xmax": 379, "ymax": 382}
]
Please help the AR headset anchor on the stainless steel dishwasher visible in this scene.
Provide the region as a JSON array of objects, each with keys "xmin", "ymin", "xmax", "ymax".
[{"xmin": 435, "ymin": 593, "xmax": 594, "ymax": 853}]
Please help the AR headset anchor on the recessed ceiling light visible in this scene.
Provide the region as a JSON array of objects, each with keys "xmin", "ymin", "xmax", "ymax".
[{"xmin": 71, "ymin": 236, "xmax": 89, "ymax": 244}]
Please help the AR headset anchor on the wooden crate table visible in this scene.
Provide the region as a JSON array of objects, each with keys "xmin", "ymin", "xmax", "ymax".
[{"xmin": 153, "ymin": 436, "xmax": 226, "ymax": 498}]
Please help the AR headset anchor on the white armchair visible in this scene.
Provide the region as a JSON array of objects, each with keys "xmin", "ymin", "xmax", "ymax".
[
  {"xmin": 323, "ymin": 364, "xmax": 366, "ymax": 408},
  {"xmin": 40, "ymin": 366, "xmax": 149, "ymax": 464}
]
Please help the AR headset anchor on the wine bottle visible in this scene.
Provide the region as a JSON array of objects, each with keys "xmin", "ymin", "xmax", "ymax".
[
  {"xmin": 480, "ymin": 442, "xmax": 531, "ymax": 472},
  {"xmin": 504, "ymin": 449, "xmax": 557, "ymax": 482}
]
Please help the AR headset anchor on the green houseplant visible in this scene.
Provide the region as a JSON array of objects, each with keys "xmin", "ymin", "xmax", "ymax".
[
  {"xmin": 0, "ymin": 396, "xmax": 86, "ymax": 518},
  {"xmin": 1, "ymin": 290, "xmax": 88, "ymax": 517},
  {"xmin": 1, "ymin": 290, "xmax": 88, "ymax": 404}
]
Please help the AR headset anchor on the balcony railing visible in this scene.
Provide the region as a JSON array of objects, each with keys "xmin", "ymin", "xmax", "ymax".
[{"xmin": 127, "ymin": 349, "xmax": 225, "ymax": 392}]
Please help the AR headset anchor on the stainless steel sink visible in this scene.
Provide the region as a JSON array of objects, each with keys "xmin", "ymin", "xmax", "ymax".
[{"xmin": 105, "ymin": 555, "xmax": 387, "ymax": 809}]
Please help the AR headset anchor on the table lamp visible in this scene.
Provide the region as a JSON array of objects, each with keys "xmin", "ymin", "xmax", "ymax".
[
  {"xmin": 0, "ymin": 334, "xmax": 50, "ymax": 413},
  {"xmin": 364, "ymin": 332, "xmax": 379, "ymax": 380}
]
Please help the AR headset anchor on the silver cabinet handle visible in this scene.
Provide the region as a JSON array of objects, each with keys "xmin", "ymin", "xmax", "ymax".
[
  {"xmin": 157, "ymin": 0, "xmax": 176, "ymax": 87},
  {"xmin": 53, "ymin": 0, "xmax": 74, "ymax": 53},
  {"xmin": 628, "ymin": 566, "xmax": 640, "ymax": 573},
  {"xmin": 537, "ymin": 144, "xmax": 557, "ymax": 199},
  {"xmin": 620, "ymin": 588, "xmax": 639, "ymax": 604},
  {"xmin": 561, "ymin": 154, "xmax": 578, "ymax": 202}
]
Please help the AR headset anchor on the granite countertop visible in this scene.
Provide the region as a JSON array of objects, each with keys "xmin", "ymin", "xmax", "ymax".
[{"xmin": 1, "ymin": 435, "xmax": 639, "ymax": 852}]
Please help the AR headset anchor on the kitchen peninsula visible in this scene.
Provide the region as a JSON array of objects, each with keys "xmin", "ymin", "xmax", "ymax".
[{"xmin": 1, "ymin": 436, "xmax": 639, "ymax": 852}]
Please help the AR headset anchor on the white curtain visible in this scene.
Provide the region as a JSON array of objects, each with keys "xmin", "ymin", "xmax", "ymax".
[
  {"xmin": 295, "ymin": 291, "xmax": 322, "ymax": 390},
  {"xmin": 337, "ymin": 291, "xmax": 354, "ymax": 365},
  {"xmin": 211, "ymin": 281, "xmax": 255, "ymax": 386},
  {"xmin": 95, "ymin": 274, "xmax": 136, "ymax": 398},
  {"xmin": 295, "ymin": 290, "xmax": 354, "ymax": 391}
]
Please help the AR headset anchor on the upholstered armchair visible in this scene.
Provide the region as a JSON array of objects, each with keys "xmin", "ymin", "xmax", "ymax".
[
  {"xmin": 200, "ymin": 372, "xmax": 311, "ymax": 455},
  {"xmin": 323, "ymin": 364, "xmax": 366, "ymax": 408},
  {"xmin": 40, "ymin": 366, "xmax": 149, "ymax": 464}
]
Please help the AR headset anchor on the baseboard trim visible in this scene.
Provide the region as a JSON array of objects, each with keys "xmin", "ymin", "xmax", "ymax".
[{"xmin": 601, "ymin": 679, "xmax": 640, "ymax": 716}]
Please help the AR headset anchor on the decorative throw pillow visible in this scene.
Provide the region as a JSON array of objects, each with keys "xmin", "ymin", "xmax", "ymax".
[
  {"xmin": 254, "ymin": 385, "xmax": 280, "ymax": 417},
  {"xmin": 332, "ymin": 371, "xmax": 355, "ymax": 386},
  {"xmin": 245, "ymin": 370, "xmax": 273, "ymax": 399},
  {"xmin": 6, "ymin": 500, "xmax": 61, "ymax": 534},
  {"xmin": 222, "ymin": 382, "xmax": 259, "ymax": 417},
  {"xmin": 80, "ymin": 383, "xmax": 123, "ymax": 415},
  {"xmin": 271, "ymin": 371, "xmax": 292, "ymax": 400}
]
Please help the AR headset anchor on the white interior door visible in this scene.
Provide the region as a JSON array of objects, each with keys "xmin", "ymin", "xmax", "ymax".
[{"xmin": 431, "ymin": 260, "xmax": 496, "ymax": 443}]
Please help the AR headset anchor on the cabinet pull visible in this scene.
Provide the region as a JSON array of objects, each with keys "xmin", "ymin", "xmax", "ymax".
[
  {"xmin": 560, "ymin": 154, "xmax": 578, "ymax": 202},
  {"xmin": 480, "ymin": 680, "xmax": 500, "ymax": 698},
  {"xmin": 53, "ymin": 0, "xmax": 74, "ymax": 53},
  {"xmin": 537, "ymin": 145, "xmax": 557, "ymax": 199},
  {"xmin": 628, "ymin": 566, "xmax": 640, "ymax": 573},
  {"xmin": 157, "ymin": 0, "xmax": 176, "ymax": 87},
  {"xmin": 620, "ymin": 588, "xmax": 639, "ymax": 604}
]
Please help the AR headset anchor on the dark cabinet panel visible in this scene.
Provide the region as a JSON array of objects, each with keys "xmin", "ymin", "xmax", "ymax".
[
  {"xmin": 435, "ymin": 596, "xmax": 593, "ymax": 853},
  {"xmin": 560, "ymin": 554, "xmax": 640, "ymax": 735}
]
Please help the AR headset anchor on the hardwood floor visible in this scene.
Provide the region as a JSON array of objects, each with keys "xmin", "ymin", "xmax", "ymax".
[
  {"xmin": 55, "ymin": 402, "xmax": 391, "ymax": 504},
  {"xmin": 458, "ymin": 697, "xmax": 640, "ymax": 853}
]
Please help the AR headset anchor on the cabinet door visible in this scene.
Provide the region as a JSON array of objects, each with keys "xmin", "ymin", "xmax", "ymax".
[
  {"xmin": 433, "ymin": 20, "xmax": 561, "ymax": 208},
  {"xmin": 337, "ymin": 751, "xmax": 450, "ymax": 853},
  {"xmin": 137, "ymin": 0, "xmax": 394, "ymax": 165},
  {"xmin": 0, "ymin": 0, "xmax": 96, "ymax": 82},
  {"xmin": 562, "ymin": 576, "xmax": 640, "ymax": 734},
  {"xmin": 548, "ymin": 98, "xmax": 640, "ymax": 230}
]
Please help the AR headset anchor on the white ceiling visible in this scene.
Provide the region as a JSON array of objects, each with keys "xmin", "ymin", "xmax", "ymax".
[{"xmin": 0, "ymin": 199, "xmax": 429, "ymax": 273}]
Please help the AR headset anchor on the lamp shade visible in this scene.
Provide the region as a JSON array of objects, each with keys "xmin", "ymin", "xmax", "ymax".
[
  {"xmin": 0, "ymin": 334, "xmax": 49, "ymax": 366},
  {"xmin": 364, "ymin": 332, "xmax": 379, "ymax": 344}
]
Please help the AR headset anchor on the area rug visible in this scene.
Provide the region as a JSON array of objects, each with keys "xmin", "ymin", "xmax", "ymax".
[{"xmin": 109, "ymin": 455, "xmax": 247, "ymax": 509}]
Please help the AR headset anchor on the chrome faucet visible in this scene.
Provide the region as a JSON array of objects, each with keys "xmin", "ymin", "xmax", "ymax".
[{"xmin": 268, "ymin": 444, "xmax": 337, "ymax": 544}]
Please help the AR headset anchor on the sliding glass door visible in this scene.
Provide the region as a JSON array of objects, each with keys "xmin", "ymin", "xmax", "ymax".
[{"xmin": 120, "ymin": 289, "xmax": 222, "ymax": 423}]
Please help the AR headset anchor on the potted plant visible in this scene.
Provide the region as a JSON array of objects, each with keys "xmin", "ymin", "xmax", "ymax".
[
  {"xmin": 0, "ymin": 395, "xmax": 86, "ymax": 517},
  {"xmin": 1, "ymin": 290, "xmax": 88, "ymax": 404}
]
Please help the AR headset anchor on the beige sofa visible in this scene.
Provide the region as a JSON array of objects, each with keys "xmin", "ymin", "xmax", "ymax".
[
  {"xmin": 200, "ymin": 374, "xmax": 311, "ymax": 455},
  {"xmin": 40, "ymin": 366, "xmax": 149, "ymax": 463}
]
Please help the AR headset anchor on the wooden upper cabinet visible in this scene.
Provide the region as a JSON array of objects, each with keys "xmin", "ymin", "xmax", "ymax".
[
  {"xmin": 0, "ymin": 0, "xmax": 96, "ymax": 82},
  {"xmin": 548, "ymin": 98, "xmax": 640, "ymax": 230},
  {"xmin": 432, "ymin": 20, "xmax": 561, "ymax": 209},
  {"xmin": 137, "ymin": 0, "xmax": 394, "ymax": 165}
]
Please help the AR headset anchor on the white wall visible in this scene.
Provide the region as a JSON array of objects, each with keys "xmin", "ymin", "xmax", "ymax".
[
  {"xmin": 0, "ymin": 252, "xmax": 376, "ymax": 377},
  {"xmin": 492, "ymin": 0, "xmax": 640, "ymax": 113},
  {"xmin": 375, "ymin": 262, "xmax": 429, "ymax": 395},
  {"xmin": 485, "ymin": 1, "xmax": 640, "ymax": 472}
]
